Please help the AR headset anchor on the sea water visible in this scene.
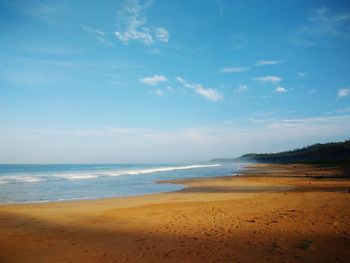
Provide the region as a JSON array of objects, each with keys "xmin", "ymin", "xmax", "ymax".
[{"xmin": 0, "ymin": 163, "xmax": 242, "ymax": 203}]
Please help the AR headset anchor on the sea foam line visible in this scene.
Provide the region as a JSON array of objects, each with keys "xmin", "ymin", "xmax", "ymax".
[
  {"xmin": 0, "ymin": 176, "xmax": 46, "ymax": 184},
  {"xmin": 0, "ymin": 164, "xmax": 221, "ymax": 183},
  {"xmin": 54, "ymin": 164, "xmax": 222, "ymax": 179},
  {"xmin": 108, "ymin": 164, "xmax": 221, "ymax": 176}
]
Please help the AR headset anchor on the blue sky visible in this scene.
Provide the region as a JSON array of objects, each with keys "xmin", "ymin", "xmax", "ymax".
[{"xmin": 1, "ymin": 0, "xmax": 350, "ymax": 163}]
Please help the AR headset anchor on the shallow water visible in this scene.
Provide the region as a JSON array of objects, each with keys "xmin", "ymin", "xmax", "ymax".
[{"xmin": 0, "ymin": 163, "xmax": 242, "ymax": 203}]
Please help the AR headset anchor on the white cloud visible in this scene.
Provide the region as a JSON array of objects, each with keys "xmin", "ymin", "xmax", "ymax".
[
  {"xmin": 338, "ymin": 88, "xmax": 349, "ymax": 98},
  {"xmin": 114, "ymin": 0, "xmax": 169, "ymax": 45},
  {"xmin": 139, "ymin": 75, "xmax": 168, "ymax": 86},
  {"xmin": 237, "ymin": 84, "xmax": 248, "ymax": 93},
  {"xmin": 255, "ymin": 60, "xmax": 282, "ymax": 66},
  {"xmin": 275, "ymin": 86, "xmax": 287, "ymax": 93},
  {"xmin": 220, "ymin": 66, "xmax": 250, "ymax": 73},
  {"xmin": 298, "ymin": 72, "xmax": 307, "ymax": 77},
  {"xmin": 154, "ymin": 27, "xmax": 169, "ymax": 43},
  {"xmin": 176, "ymin": 77, "xmax": 222, "ymax": 102},
  {"xmin": 254, "ymin": 75, "xmax": 282, "ymax": 84}
]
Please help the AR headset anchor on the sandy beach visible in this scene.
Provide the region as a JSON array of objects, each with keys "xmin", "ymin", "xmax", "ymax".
[{"xmin": 0, "ymin": 163, "xmax": 350, "ymax": 263}]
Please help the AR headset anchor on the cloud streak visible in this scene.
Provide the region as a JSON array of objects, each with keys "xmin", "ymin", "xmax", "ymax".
[
  {"xmin": 82, "ymin": 25, "xmax": 111, "ymax": 44},
  {"xmin": 220, "ymin": 66, "xmax": 250, "ymax": 73},
  {"xmin": 254, "ymin": 75, "xmax": 282, "ymax": 84},
  {"xmin": 176, "ymin": 77, "xmax": 222, "ymax": 102},
  {"xmin": 275, "ymin": 86, "xmax": 287, "ymax": 93},
  {"xmin": 255, "ymin": 60, "xmax": 282, "ymax": 66},
  {"xmin": 139, "ymin": 75, "xmax": 168, "ymax": 86}
]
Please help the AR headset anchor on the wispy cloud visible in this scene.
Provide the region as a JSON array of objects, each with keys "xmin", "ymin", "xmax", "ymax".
[
  {"xmin": 150, "ymin": 86, "xmax": 175, "ymax": 97},
  {"xmin": 4, "ymin": 1, "xmax": 65, "ymax": 24},
  {"xmin": 338, "ymin": 88, "xmax": 349, "ymax": 98},
  {"xmin": 291, "ymin": 7, "xmax": 350, "ymax": 46},
  {"xmin": 267, "ymin": 115, "xmax": 350, "ymax": 128},
  {"xmin": 220, "ymin": 60, "xmax": 283, "ymax": 75},
  {"xmin": 176, "ymin": 77, "xmax": 223, "ymax": 102},
  {"xmin": 275, "ymin": 86, "xmax": 287, "ymax": 93},
  {"xmin": 82, "ymin": 25, "xmax": 110, "ymax": 44},
  {"xmin": 5, "ymin": 70, "xmax": 49, "ymax": 87},
  {"xmin": 154, "ymin": 27, "xmax": 169, "ymax": 42},
  {"xmin": 246, "ymin": 115, "xmax": 350, "ymax": 133},
  {"xmin": 306, "ymin": 7, "xmax": 350, "ymax": 37},
  {"xmin": 254, "ymin": 75, "xmax": 282, "ymax": 84},
  {"xmin": 82, "ymin": 25, "xmax": 105, "ymax": 36},
  {"xmin": 115, "ymin": 0, "xmax": 169, "ymax": 45},
  {"xmin": 237, "ymin": 84, "xmax": 248, "ymax": 93},
  {"xmin": 139, "ymin": 75, "xmax": 168, "ymax": 86},
  {"xmin": 255, "ymin": 60, "xmax": 282, "ymax": 66},
  {"xmin": 220, "ymin": 66, "xmax": 250, "ymax": 73}
]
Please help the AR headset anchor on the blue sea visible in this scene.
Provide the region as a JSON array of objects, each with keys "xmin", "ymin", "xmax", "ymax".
[{"xmin": 0, "ymin": 163, "xmax": 242, "ymax": 203}]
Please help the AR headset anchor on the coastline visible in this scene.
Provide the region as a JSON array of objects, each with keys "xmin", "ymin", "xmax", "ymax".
[
  {"xmin": 0, "ymin": 163, "xmax": 349, "ymax": 262},
  {"xmin": 0, "ymin": 162, "xmax": 230, "ymax": 204},
  {"xmin": 0, "ymin": 162, "xmax": 245, "ymax": 206}
]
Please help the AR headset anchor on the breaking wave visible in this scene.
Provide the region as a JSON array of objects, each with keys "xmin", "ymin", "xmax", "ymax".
[{"xmin": 0, "ymin": 164, "xmax": 221, "ymax": 184}]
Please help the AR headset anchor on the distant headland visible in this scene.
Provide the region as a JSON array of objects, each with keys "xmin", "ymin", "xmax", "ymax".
[{"xmin": 211, "ymin": 140, "xmax": 350, "ymax": 165}]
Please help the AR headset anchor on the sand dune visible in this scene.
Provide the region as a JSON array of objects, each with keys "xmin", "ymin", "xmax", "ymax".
[{"xmin": 0, "ymin": 164, "xmax": 350, "ymax": 262}]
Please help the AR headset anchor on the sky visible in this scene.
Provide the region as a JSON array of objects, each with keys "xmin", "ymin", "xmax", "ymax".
[{"xmin": 1, "ymin": 0, "xmax": 350, "ymax": 163}]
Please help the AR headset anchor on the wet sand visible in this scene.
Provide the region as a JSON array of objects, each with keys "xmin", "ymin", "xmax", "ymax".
[{"xmin": 0, "ymin": 163, "xmax": 350, "ymax": 262}]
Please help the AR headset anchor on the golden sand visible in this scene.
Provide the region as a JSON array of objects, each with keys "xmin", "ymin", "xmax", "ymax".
[{"xmin": 0, "ymin": 164, "xmax": 349, "ymax": 262}]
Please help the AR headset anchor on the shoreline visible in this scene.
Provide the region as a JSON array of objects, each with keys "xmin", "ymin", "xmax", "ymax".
[
  {"xmin": 0, "ymin": 163, "xmax": 289, "ymax": 207},
  {"xmin": 1, "ymin": 163, "xmax": 349, "ymax": 262},
  {"xmin": 0, "ymin": 163, "xmax": 249, "ymax": 206},
  {"xmin": 0, "ymin": 162, "xmax": 236, "ymax": 205}
]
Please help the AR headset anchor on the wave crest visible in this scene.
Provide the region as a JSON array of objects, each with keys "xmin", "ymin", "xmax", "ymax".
[{"xmin": 0, "ymin": 164, "xmax": 221, "ymax": 184}]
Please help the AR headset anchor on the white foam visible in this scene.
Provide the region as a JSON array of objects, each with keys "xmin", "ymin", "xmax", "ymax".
[
  {"xmin": 0, "ymin": 175, "xmax": 46, "ymax": 184},
  {"xmin": 117, "ymin": 164, "xmax": 221, "ymax": 176},
  {"xmin": 0, "ymin": 164, "xmax": 221, "ymax": 184},
  {"xmin": 54, "ymin": 173, "xmax": 99, "ymax": 180},
  {"xmin": 53, "ymin": 164, "xmax": 221, "ymax": 179}
]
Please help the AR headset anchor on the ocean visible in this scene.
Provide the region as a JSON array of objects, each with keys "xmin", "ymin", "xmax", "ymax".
[{"xmin": 0, "ymin": 162, "xmax": 242, "ymax": 203}]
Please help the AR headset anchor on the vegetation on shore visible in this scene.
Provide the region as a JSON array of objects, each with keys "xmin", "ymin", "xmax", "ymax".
[{"xmin": 211, "ymin": 140, "xmax": 350, "ymax": 165}]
